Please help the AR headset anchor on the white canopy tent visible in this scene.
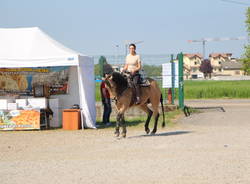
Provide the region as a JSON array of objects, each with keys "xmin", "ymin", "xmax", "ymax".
[{"xmin": 0, "ymin": 27, "xmax": 96, "ymax": 128}]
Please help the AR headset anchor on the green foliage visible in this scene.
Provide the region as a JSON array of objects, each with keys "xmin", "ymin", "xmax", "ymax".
[
  {"xmin": 143, "ymin": 64, "xmax": 162, "ymax": 77},
  {"xmin": 96, "ymin": 80, "xmax": 250, "ymax": 101},
  {"xmin": 241, "ymin": 56, "xmax": 250, "ymax": 75},
  {"xmin": 183, "ymin": 80, "xmax": 250, "ymax": 99},
  {"xmin": 98, "ymin": 56, "xmax": 108, "ymax": 77},
  {"xmin": 96, "ymin": 63, "xmax": 162, "ymax": 77},
  {"xmin": 96, "ymin": 82, "xmax": 101, "ymax": 101},
  {"xmin": 246, "ymin": 7, "xmax": 250, "ymax": 35},
  {"xmin": 96, "ymin": 110, "xmax": 182, "ymax": 129},
  {"xmin": 242, "ymin": 8, "xmax": 250, "ymax": 75},
  {"xmin": 94, "ymin": 64, "xmax": 100, "ymax": 76}
]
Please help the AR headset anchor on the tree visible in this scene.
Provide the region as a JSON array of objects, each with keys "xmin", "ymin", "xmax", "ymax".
[
  {"xmin": 98, "ymin": 56, "xmax": 107, "ymax": 77},
  {"xmin": 143, "ymin": 65, "xmax": 161, "ymax": 77},
  {"xmin": 97, "ymin": 56, "xmax": 113, "ymax": 77},
  {"xmin": 94, "ymin": 64, "xmax": 99, "ymax": 76},
  {"xmin": 200, "ymin": 59, "xmax": 213, "ymax": 79},
  {"xmin": 242, "ymin": 7, "xmax": 250, "ymax": 75}
]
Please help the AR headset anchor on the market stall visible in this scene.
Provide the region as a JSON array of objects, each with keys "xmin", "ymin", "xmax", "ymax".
[{"xmin": 0, "ymin": 27, "xmax": 96, "ymax": 130}]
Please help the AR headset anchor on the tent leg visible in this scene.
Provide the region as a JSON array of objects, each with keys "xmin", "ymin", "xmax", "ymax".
[{"xmin": 80, "ymin": 110, "xmax": 84, "ymax": 130}]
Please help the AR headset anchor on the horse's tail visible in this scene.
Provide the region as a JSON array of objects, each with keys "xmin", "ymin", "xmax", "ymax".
[{"xmin": 160, "ymin": 94, "xmax": 166, "ymax": 128}]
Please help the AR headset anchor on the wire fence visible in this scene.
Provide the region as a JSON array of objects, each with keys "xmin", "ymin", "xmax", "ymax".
[{"xmin": 93, "ymin": 54, "xmax": 176, "ymax": 66}]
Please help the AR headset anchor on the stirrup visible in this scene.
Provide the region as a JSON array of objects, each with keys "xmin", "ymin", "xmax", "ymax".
[{"xmin": 135, "ymin": 97, "xmax": 140, "ymax": 105}]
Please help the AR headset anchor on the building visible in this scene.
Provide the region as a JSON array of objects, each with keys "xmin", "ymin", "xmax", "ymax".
[
  {"xmin": 220, "ymin": 60, "xmax": 244, "ymax": 76},
  {"xmin": 209, "ymin": 53, "xmax": 232, "ymax": 74},
  {"xmin": 183, "ymin": 53, "xmax": 203, "ymax": 79},
  {"xmin": 209, "ymin": 53, "xmax": 243, "ymax": 76}
]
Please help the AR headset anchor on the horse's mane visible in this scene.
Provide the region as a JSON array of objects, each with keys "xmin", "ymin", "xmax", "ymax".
[{"xmin": 111, "ymin": 72, "xmax": 128, "ymax": 96}]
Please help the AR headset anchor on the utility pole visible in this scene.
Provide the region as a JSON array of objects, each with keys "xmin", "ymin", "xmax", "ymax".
[
  {"xmin": 202, "ymin": 40, "xmax": 206, "ymax": 59},
  {"xmin": 115, "ymin": 44, "xmax": 119, "ymax": 65}
]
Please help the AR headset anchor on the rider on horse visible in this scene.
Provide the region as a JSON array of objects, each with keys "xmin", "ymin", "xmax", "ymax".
[{"xmin": 122, "ymin": 43, "xmax": 142, "ymax": 104}]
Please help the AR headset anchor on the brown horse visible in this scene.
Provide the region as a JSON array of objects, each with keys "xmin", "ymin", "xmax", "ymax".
[{"xmin": 105, "ymin": 72, "xmax": 165, "ymax": 138}]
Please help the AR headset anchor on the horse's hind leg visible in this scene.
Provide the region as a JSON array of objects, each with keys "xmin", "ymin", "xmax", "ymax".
[
  {"xmin": 151, "ymin": 104, "xmax": 160, "ymax": 134},
  {"xmin": 139, "ymin": 104, "xmax": 152, "ymax": 134},
  {"xmin": 151, "ymin": 112, "xmax": 159, "ymax": 134},
  {"xmin": 145, "ymin": 110, "xmax": 152, "ymax": 134}
]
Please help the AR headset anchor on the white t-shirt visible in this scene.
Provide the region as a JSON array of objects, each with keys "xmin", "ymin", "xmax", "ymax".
[{"xmin": 125, "ymin": 54, "xmax": 141, "ymax": 72}]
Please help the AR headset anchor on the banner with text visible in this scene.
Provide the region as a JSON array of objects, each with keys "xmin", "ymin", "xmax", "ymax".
[
  {"xmin": 0, "ymin": 66, "xmax": 70, "ymax": 96},
  {"xmin": 162, "ymin": 63, "xmax": 179, "ymax": 88},
  {"xmin": 0, "ymin": 110, "xmax": 40, "ymax": 130}
]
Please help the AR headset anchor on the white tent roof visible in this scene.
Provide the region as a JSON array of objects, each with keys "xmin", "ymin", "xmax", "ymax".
[
  {"xmin": 0, "ymin": 27, "xmax": 96, "ymax": 129},
  {"xmin": 0, "ymin": 27, "xmax": 83, "ymax": 67}
]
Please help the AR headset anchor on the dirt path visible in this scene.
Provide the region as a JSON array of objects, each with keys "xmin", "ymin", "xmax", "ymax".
[{"xmin": 1, "ymin": 100, "xmax": 250, "ymax": 184}]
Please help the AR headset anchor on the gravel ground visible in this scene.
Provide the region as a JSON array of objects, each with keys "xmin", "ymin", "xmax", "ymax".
[{"xmin": 1, "ymin": 100, "xmax": 250, "ymax": 184}]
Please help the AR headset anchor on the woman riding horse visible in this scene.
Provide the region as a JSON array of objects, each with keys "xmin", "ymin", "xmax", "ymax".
[
  {"xmin": 105, "ymin": 73, "xmax": 165, "ymax": 138},
  {"xmin": 122, "ymin": 43, "xmax": 141, "ymax": 104}
]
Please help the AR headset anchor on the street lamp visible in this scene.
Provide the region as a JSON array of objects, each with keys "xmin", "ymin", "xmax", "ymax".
[{"xmin": 115, "ymin": 44, "xmax": 119, "ymax": 65}]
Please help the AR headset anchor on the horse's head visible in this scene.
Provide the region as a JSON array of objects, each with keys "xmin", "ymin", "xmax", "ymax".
[{"xmin": 104, "ymin": 72, "xmax": 128, "ymax": 97}]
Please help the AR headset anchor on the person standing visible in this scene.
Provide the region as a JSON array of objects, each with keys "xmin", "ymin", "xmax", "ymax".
[
  {"xmin": 122, "ymin": 43, "xmax": 142, "ymax": 104},
  {"xmin": 100, "ymin": 75, "xmax": 112, "ymax": 125}
]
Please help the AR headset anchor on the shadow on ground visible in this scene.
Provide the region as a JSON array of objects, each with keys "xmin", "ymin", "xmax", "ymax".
[{"xmin": 128, "ymin": 131, "xmax": 192, "ymax": 139}]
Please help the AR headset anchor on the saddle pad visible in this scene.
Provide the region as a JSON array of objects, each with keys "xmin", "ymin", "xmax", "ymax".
[{"xmin": 140, "ymin": 79, "xmax": 150, "ymax": 87}]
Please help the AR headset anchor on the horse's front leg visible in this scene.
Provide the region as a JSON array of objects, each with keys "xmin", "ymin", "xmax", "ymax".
[
  {"xmin": 115, "ymin": 102, "xmax": 128, "ymax": 138},
  {"xmin": 115, "ymin": 113, "xmax": 122, "ymax": 137},
  {"xmin": 120, "ymin": 114, "xmax": 127, "ymax": 138}
]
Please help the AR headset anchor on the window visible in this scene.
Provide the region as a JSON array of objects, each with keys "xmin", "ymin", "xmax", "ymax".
[
  {"xmin": 218, "ymin": 61, "xmax": 221, "ymax": 64},
  {"xmin": 194, "ymin": 61, "xmax": 197, "ymax": 65}
]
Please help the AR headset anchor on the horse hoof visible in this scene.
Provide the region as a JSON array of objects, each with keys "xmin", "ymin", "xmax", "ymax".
[
  {"xmin": 150, "ymin": 131, "xmax": 156, "ymax": 135},
  {"xmin": 145, "ymin": 129, "xmax": 150, "ymax": 134},
  {"xmin": 122, "ymin": 133, "xmax": 126, "ymax": 138},
  {"xmin": 114, "ymin": 132, "xmax": 120, "ymax": 137}
]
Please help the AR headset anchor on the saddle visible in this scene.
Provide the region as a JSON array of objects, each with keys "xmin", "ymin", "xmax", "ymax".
[
  {"xmin": 139, "ymin": 78, "xmax": 150, "ymax": 87},
  {"xmin": 128, "ymin": 78, "xmax": 150, "ymax": 88},
  {"xmin": 123, "ymin": 71, "xmax": 150, "ymax": 88}
]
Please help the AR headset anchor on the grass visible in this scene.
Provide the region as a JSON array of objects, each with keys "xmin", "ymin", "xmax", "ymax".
[
  {"xmin": 96, "ymin": 83, "xmax": 102, "ymax": 102},
  {"xmin": 183, "ymin": 80, "xmax": 250, "ymax": 99},
  {"xmin": 96, "ymin": 80, "xmax": 250, "ymax": 101},
  {"xmin": 96, "ymin": 109, "xmax": 183, "ymax": 130}
]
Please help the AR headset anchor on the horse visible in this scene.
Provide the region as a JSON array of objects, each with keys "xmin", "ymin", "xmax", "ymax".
[{"xmin": 104, "ymin": 72, "xmax": 165, "ymax": 138}]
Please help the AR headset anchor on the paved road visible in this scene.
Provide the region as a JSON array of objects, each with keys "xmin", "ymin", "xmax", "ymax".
[
  {"xmin": 185, "ymin": 99, "xmax": 250, "ymax": 107},
  {"xmin": 0, "ymin": 100, "xmax": 250, "ymax": 184}
]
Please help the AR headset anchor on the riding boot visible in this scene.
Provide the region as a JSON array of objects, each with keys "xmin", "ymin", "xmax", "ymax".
[{"xmin": 135, "ymin": 85, "xmax": 140, "ymax": 105}]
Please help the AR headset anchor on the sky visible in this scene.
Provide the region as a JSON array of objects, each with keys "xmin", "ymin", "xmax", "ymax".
[{"xmin": 0, "ymin": 0, "xmax": 249, "ymax": 58}]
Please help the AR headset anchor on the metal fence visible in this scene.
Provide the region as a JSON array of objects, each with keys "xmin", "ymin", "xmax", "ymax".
[{"xmin": 93, "ymin": 54, "xmax": 174, "ymax": 66}]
